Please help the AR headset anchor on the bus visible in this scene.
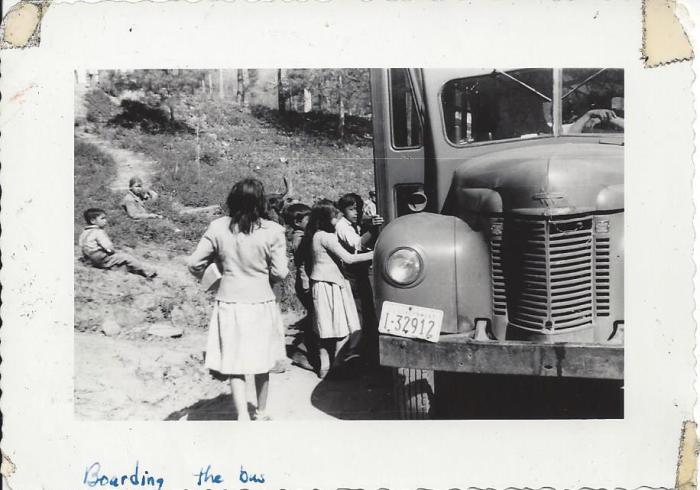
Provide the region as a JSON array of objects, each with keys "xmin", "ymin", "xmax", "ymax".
[{"xmin": 370, "ymin": 68, "xmax": 624, "ymax": 418}]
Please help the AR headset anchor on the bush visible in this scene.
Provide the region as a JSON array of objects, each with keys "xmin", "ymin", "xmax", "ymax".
[
  {"xmin": 110, "ymin": 99, "xmax": 193, "ymax": 134},
  {"xmin": 85, "ymin": 89, "xmax": 117, "ymax": 124},
  {"xmin": 250, "ymin": 105, "xmax": 373, "ymax": 146}
]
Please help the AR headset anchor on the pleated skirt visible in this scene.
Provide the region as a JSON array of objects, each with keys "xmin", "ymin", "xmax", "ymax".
[
  {"xmin": 205, "ymin": 300, "xmax": 285, "ymax": 375},
  {"xmin": 312, "ymin": 279, "xmax": 361, "ymax": 339}
]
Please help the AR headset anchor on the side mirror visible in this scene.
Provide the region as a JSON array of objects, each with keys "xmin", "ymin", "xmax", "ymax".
[{"xmin": 408, "ymin": 190, "xmax": 428, "ymax": 213}]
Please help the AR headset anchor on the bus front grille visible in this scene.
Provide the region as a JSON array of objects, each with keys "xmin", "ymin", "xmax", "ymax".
[
  {"xmin": 490, "ymin": 217, "xmax": 507, "ymax": 316},
  {"xmin": 501, "ymin": 215, "xmax": 594, "ymax": 332}
]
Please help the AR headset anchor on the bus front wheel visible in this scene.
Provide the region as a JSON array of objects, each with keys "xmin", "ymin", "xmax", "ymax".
[{"xmin": 392, "ymin": 368, "xmax": 435, "ymax": 419}]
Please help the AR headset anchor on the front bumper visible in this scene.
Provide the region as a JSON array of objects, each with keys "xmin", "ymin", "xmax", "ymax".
[{"xmin": 379, "ymin": 333, "xmax": 623, "ymax": 380}]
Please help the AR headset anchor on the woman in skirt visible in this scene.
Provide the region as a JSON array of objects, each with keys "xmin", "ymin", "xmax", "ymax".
[
  {"xmin": 187, "ymin": 178, "xmax": 288, "ymax": 421},
  {"xmin": 304, "ymin": 201, "xmax": 373, "ymax": 378}
]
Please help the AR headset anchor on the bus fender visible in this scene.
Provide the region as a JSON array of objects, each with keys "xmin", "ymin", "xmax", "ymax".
[{"xmin": 373, "ymin": 213, "xmax": 493, "ymax": 334}]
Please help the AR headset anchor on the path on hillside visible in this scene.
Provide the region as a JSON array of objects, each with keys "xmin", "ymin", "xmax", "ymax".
[
  {"xmin": 77, "ymin": 130, "xmax": 221, "ymax": 215},
  {"xmin": 77, "ymin": 131, "xmax": 158, "ymax": 192}
]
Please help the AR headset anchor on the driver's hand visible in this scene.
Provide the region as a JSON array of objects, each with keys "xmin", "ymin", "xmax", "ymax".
[{"xmin": 586, "ymin": 109, "xmax": 617, "ymax": 121}]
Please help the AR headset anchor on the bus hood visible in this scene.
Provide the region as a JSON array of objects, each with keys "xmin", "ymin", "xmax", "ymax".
[{"xmin": 449, "ymin": 141, "xmax": 624, "ymax": 216}]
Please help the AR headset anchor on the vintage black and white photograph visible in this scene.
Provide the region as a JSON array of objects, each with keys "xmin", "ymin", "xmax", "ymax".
[
  {"xmin": 73, "ymin": 67, "xmax": 625, "ymax": 421},
  {"xmin": 5, "ymin": 0, "xmax": 698, "ymax": 487}
]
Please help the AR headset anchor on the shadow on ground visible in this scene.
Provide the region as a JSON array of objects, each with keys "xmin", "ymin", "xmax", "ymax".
[
  {"xmin": 164, "ymin": 394, "xmax": 236, "ymax": 421},
  {"xmin": 287, "ymin": 317, "xmax": 396, "ymax": 420},
  {"xmin": 165, "ymin": 394, "xmax": 264, "ymax": 421},
  {"xmin": 310, "ymin": 367, "xmax": 395, "ymax": 420},
  {"xmin": 285, "ymin": 316, "xmax": 317, "ymax": 373}
]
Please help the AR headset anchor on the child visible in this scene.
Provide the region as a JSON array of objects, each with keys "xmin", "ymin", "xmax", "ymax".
[
  {"xmin": 305, "ymin": 201, "xmax": 373, "ymax": 378},
  {"xmin": 362, "ymin": 189, "xmax": 377, "ymax": 229},
  {"xmin": 121, "ymin": 176, "xmax": 163, "ymax": 219},
  {"xmin": 78, "ymin": 208, "xmax": 157, "ymax": 278},
  {"xmin": 282, "ymin": 202, "xmax": 315, "ymax": 369},
  {"xmin": 335, "ymin": 193, "xmax": 384, "ymax": 366},
  {"xmin": 284, "ymin": 203, "xmax": 313, "ymax": 312}
]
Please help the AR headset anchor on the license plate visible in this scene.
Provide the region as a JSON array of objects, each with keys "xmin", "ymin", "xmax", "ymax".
[{"xmin": 378, "ymin": 301, "xmax": 444, "ymax": 343}]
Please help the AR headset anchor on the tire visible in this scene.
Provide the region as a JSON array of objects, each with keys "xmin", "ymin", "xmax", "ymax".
[{"xmin": 392, "ymin": 367, "xmax": 435, "ymax": 419}]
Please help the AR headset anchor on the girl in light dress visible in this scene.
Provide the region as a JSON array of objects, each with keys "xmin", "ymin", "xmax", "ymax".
[
  {"xmin": 187, "ymin": 179, "xmax": 288, "ymax": 421},
  {"xmin": 304, "ymin": 201, "xmax": 373, "ymax": 378}
]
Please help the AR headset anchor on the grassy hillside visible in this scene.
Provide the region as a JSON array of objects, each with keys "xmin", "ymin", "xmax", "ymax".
[
  {"xmin": 75, "ymin": 90, "xmax": 375, "ymax": 333},
  {"xmin": 87, "ymin": 93, "xmax": 374, "ymax": 207}
]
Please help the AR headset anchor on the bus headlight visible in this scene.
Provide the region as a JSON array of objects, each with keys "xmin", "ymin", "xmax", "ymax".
[{"xmin": 385, "ymin": 247, "xmax": 423, "ymax": 286}]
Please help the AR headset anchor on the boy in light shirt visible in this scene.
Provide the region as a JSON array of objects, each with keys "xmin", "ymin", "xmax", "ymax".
[
  {"xmin": 335, "ymin": 193, "xmax": 384, "ymax": 367},
  {"xmin": 79, "ymin": 208, "xmax": 157, "ymax": 278}
]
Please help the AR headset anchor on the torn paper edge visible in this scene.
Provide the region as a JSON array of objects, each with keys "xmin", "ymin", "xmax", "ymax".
[
  {"xmin": 0, "ymin": 0, "xmax": 49, "ymax": 49},
  {"xmin": 643, "ymin": 0, "xmax": 694, "ymax": 67}
]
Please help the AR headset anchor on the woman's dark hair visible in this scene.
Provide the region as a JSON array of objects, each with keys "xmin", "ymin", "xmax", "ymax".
[
  {"xmin": 284, "ymin": 202, "xmax": 311, "ymax": 227},
  {"xmin": 306, "ymin": 201, "xmax": 337, "ymax": 236},
  {"xmin": 226, "ymin": 178, "xmax": 266, "ymax": 234},
  {"xmin": 301, "ymin": 201, "xmax": 338, "ymax": 272}
]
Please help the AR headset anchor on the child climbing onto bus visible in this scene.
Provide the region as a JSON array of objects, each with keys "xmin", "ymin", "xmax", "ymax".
[
  {"xmin": 305, "ymin": 200, "xmax": 373, "ymax": 379},
  {"xmin": 335, "ymin": 193, "xmax": 384, "ymax": 367},
  {"xmin": 78, "ymin": 208, "xmax": 157, "ymax": 278}
]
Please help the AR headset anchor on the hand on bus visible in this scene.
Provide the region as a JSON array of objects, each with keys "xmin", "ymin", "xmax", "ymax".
[{"xmin": 371, "ymin": 215, "xmax": 384, "ymax": 227}]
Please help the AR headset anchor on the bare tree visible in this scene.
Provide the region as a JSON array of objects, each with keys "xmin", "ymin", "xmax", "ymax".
[
  {"xmin": 277, "ymin": 69, "xmax": 287, "ymax": 113},
  {"xmin": 236, "ymin": 69, "xmax": 246, "ymax": 106},
  {"xmin": 337, "ymin": 71, "xmax": 345, "ymax": 138}
]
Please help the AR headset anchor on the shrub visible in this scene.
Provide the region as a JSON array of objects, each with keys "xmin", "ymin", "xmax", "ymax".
[
  {"xmin": 85, "ymin": 89, "xmax": 118, "ymax": 124},
  {"xmin": 250, "ymin": 105, "xmax": 372, "ymax": 146},
  {"xmin": 110, "ymin": 99, "xmax": 193, "ymax": 134}
]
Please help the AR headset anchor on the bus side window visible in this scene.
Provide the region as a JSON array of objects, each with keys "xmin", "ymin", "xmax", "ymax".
[{"xmin": 390, "ymin": 69, "xmax": 422, "ymax": 149}]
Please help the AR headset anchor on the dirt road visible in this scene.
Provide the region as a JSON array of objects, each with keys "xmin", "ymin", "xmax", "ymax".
[{"xmin": 75, "ymin": 322, "xmax": 395, "ymax": 421}]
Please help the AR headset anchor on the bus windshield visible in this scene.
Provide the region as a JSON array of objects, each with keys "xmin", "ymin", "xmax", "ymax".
[{"xmin": 442, "ymin": 68, "xmax": 624, "ymax": 145}]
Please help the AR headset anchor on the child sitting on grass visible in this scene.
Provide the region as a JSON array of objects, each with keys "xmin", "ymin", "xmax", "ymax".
[
  {"xmin": 78, "ymin": 208, "xmax": 157, "ymax": 278},
  {"xmin": 121, "ymin": 176, "xmax": 163, "ymax": 220}
]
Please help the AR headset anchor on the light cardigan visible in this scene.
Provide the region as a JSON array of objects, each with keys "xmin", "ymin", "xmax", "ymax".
[
  {"xmin": 309, "ymin": 231, "xmax": 372, "ymax": 285},
  {"xmin": 187, "ymin": 217, "xmax": 289, "ymax": 303}
]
